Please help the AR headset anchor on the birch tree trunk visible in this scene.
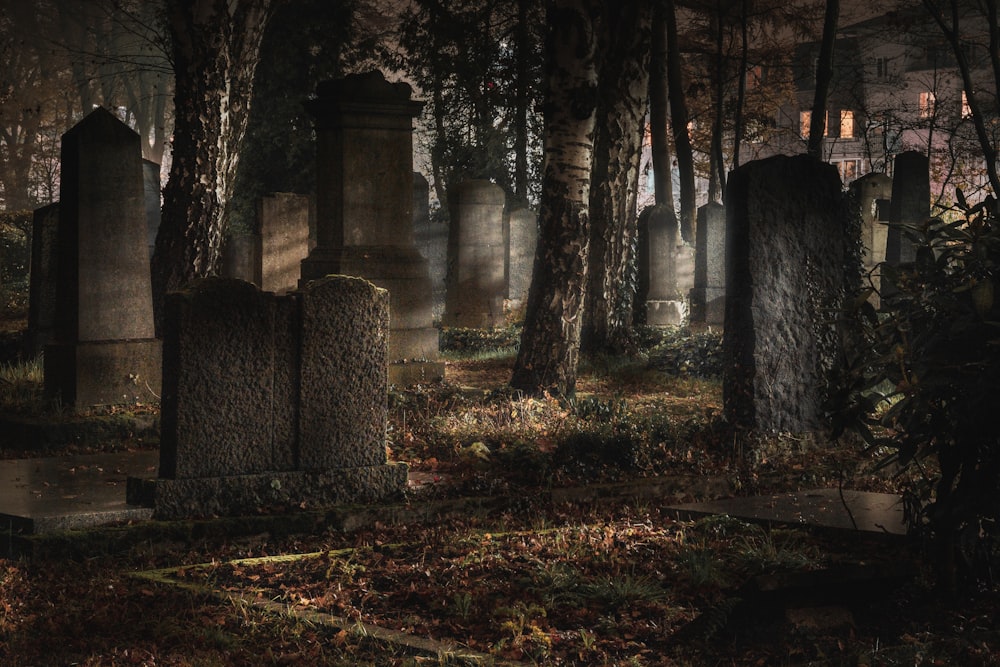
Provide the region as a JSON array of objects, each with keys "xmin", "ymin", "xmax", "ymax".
[
  {"xmin": 511, "ymin": 0, "xmax": 600, "ymax": 396},
  {"xmin": 151, "ymin": 0, "xmax": 271, "ymax": 332},
  {"xmin": 582, "ymin": 3, "xmax": 651, "ymax": 355}
]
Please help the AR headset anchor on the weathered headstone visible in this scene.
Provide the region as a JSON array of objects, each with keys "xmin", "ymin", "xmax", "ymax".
[
  {"xmin": 689, "ymin": 202, "xmax": 726, "ymax": 325},
  {"xmin": 26, "ymin": 203, "xmax": 59, "ymax": 357},
  {"xmin": 412, "ymin": 172, "xmax": 447, "ymax": 321},
  {"xmin": 723, "ymin": 154, "xmax": 854, "ymax": 433},
  {"xmin": 301, "ymin": 71, "xmax": 443, "ymax": 385},
  {"xmin": 506, "ymin": 206, "xmax": 537, "ymax": 321},
  {"xmin": 142, "ymin": 159, "xmax": 161, "ymax": 260},
  {"xmin": 443, "ymin": 179, "xmax": 508, "ymax": 329},
  {"xmin": 258, "ymin": 192, "xmax": 311, "ymax": 294},
  {"xmin": 129, "ymin": 275, "xmax": 407, "ymax": 519},
  {"xmin": 44, "ymin": 107, "xmax": 160, "ymax": 410},
  {"xmin": 637, "ymin": 204, "xmax": 686, "ymax": 326},
  {"xmin": 220, "ymin": 232, "xmax": 258, "ymax": 284},
  {"xmin": 886, "ymin": 151, "xmax": 929, "ymax": 266},
  {"xmin": 850, "ymin": 172, "xmax": 892, "ymax": 306}
]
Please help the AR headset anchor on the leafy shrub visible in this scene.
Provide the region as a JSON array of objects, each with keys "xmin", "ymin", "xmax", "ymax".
[
  {"xmin": 439, "ymin": 326, "xmax": 521, "ymax": 355},
  {"xmin": 834, "ymin": 190, "xmax": 1000, "ymax": 590},
  {"xmin": 644, "ymin": 326, "xmax": 723, "ymax": 378}
]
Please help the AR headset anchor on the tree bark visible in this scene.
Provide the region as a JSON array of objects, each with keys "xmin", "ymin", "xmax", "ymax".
[
  {"xmin": 649, "ymin": 1, "xmax": 674, "ymax": 207},
  {"xmin": 151, "ymin": 0, "xmax": 271, "ymax": 332},
  {"xmin": 664, "ymin": 0, "xmax": 696, "ymax": 242},
  {"xmin": 808, "ymin": 0, "xmax": 838, "ymax": 158},
  {"xmin": 511, "ymin": 0, "xmax": 600, "ymax": 397},
  {"xmin": 582, "ymin": 3, "xmax": 651, "ymax": 355}
]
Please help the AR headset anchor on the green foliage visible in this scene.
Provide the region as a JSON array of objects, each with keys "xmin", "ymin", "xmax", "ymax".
[
  {"xmin": 643, "ymin": 326, "xmax": 723, "ymax": 378},
  {"xmin": 0, "ymin": 209, "xmax": 31, "ymax": 314},
  {"xmin": 439, "ymin": 326, "xmax": 521, "ymax": 356},
  {"xmin": 834, "ymin": 190, "xmax": 1000, "ymax": 589}
]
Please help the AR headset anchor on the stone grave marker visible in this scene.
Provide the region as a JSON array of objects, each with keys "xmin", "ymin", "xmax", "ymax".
[
  {"xmin": 259, "ymin": 192, "xmax": 311, "ymax": 294},
  {"xmin": 886, "ymin": 151, "xmax": 929, "ymax": 266},
  {"xmin": 301, "ymin": 70, "xmax": 442, "ymax": 385},
  {"xmin": 143, "ymin": 159, "xmax": 160, "ymax": 260},
  {"xmin": 506, "ymin": 206, "xmax": 537, "ymax": 321},
  {"xmin": 412, "ymin": 172, "xmax": 447, "ymax": 321},
  {"xmin": 637, "ymin": 204, "xmax": 686, "ymax": 325},
  {"xmin": 690, "ymin": 201, "xmax": 726, "ymax": 325},
  {"xmin": 443, "ymin": 179, "xmax": 507, "ymax": 329},
  {"xmin": 26, "ymin": 203, "xmax": 59, "ymax": 357},
  {"xmin": 850, "ymin": 172, "xmax": 892, "ymax": 306},
  {"xmin": 44, "ymin": 107, "xmax": 161, "ymax": 410},
  {"xmin": 129, "ymin": 275, "xmax": 407, "ymax": 519},
  {"xmin": 723, "ymin": 154, "xmax": 855, "ymax": 433}
]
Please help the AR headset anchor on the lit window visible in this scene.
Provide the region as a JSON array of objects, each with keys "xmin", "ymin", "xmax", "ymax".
[
  {"xmin": 962, "ymin": 90, "xmax": 972, "ymax": 117},
  {"xmin": 919, "ymin": 91, "xmax": 936, "ymax": 118},
  {"xmin": 835, "ymin": 159, "xmax": 861, "ymax": 182},
  {"xmin": 800, "ymin": 110, "xmax": 828, "ymax": 139},
  {"xmin": 746, "ymin": 65, "xmax": 763, "ymax": 89},
  {"xmin": 840, "ymin": 110, "xmax": 854, "ymax": 138}
]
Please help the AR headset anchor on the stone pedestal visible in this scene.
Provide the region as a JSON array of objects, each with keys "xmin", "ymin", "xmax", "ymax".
[
  {"xmin": 300, "ymin": 71, "xmax": 442, "ymax": 385},
  {"xmin": 723, "ymin": 155, "xmax": 853, "ymax": 434},
  {"xmin": 690, "ymin": 202, "xmax": 726, "ymax": 325},
  {"xmin": 44, "ymin": 107, "xmax": 160, "ymax": 411},
  {"xmin": 443, "ymin": 180, "xmax": 507, "ymax": 329}
]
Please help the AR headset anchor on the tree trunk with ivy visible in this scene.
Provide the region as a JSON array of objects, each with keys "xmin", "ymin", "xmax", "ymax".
[
  {"xmin": 581, "ymin": 4, "xmax": 651, "ymax": 356},
  {"xmin": 151, "ymin": 0, "xmax": 271, "ymax": 332},
  {"xmin": 510, "ymin": 0, "xmax": 600, "ymax": 397}
]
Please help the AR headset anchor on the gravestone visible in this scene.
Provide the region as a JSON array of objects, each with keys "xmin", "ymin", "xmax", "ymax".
[
  {"xmin": 44, "ymin": 107, "xmax": 161, "ymax": 410},
  {"xmin": 443, "ymin": 180, "xmax": 507, "ymax": 329},
  {"xmin": 258, "ymin": 192, "xmax": 311, "ymax": 294},
  {"xmin": 129, "ymin": 275, "xmax": 406, "ymax": 519},
  {"xmin": 638, "ymin": 204, "xmax": 686, "ymax": 325},
  {"xmin": 506, "ymin": 206, "xmax": 537, "ymax": 321},
  {"xmin": 220, "ymin": 232, "xmax": 258, "ymax": 283},
  {"xmin": 690, "ymin": 202, "xmax": 726, "ymax": 325},
  {"xmin": 850, "ymin": 173, "xmax": 892, "ymax": 306},
  {"xmin": 26, "ymin": 203, "xmax": 59, "ymax": 358},
  {"xmin": 301, "ymin": 71, "xmax": 443, "ymax": 385},
  {"xmin": 143, "ymin": 159, "xmax": 161, "ymax": 260},
  {"xmin": 723, "ymin": 154, "xmax": 854, "ymax": 433},
  {"xmin": 886, "ymin": 151, "xmax": 929, "ymax": 266},
  {"xmin": 412, "ymin": 172, "xmax": 447, "ymax": 321}
]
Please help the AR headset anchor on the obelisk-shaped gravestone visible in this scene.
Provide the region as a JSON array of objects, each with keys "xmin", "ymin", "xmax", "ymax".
[
  {"xmin": 301, "ymin": 71, "xmax": 443, "ymax": 385},
  {"xmin": 45, "ymin": 107, "xmax": 161, "ymax": 410},
  {"xmin": 690, "ymin": 202, "xmax": 726, "ymax": 325}
]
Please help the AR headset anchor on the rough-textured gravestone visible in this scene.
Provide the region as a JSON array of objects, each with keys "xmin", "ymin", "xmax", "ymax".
[
  {"xmin": 258, "ymin": 192, "xmax": 311, "ymax": 294},
  {"xmin": 26, "ymin": 203, "xmax": 59, "ymax": 357},
  {"xmin": 506, "ymin": 206, "xmax": 537, "ymax": 321},
  {"xmin": 129, "ymin": 275, "xmax": 407, "ymax": 519},
  {"xmin": 443, "ymin": 179, "xmax": 508, "ymax": 328},
  {"xmin": 690, "ymin": 202, "xmax": 726, "ymax": 325},
  {"xmin": 850, "ymin": 172, "xmax": 892, "ymax": 306},
  {"xmin": 886, "ymin": 151, "xmax": 929, "ymax": 266},
  {"xmin": 723, "ymin": 154, "xmax": 855, "ymax": 433},
  {"xmin": 44, "ymin": 107, "xmax": 160, "ymax": 410},
  {"xmin": 637, "ymin": 204, "xmax": 686, "ymax": 325},
  {"xmin": 301, "ymin": 71, "xmax": 442, "ymax": 385},
  {"xmin": 412, "ymin": 172, "xmax": 447, "ymax": 321}
]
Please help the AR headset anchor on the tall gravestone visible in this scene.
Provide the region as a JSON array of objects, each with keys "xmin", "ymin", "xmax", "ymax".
[
  {"xmin": 723, "ymin": 155, "xmax": 854, "ymax": 433},
  {"xmin": 638, "ymin": 204, "xmax": 686, "ymax": 326},
  {"xmin": 412, "ymin": 172, "xmax": 447, "ymax": 321},
  {"xmin": 258, "ymin": 192, "xmax": 311, "ymax": 294},
  {"xmin": 443, "ymin": 180, "xmax": 507, "ymax": 328},
  {"xmin": 301, "ymin": 71, "xmax": 443, "ymax": 385},
  {"xmin": 850, "ymin": 172, "xmax": 892, "ymax": 306},
  {"xmin": 44, "ymin": 107, "xmax": 160, "ymax": 410},
  {"xmin": 506, "ymin": 206, "xmax": 537, "ymax": 321},
  {"xmin": 26, "ymin": 203, "xmax": 59, "ymax": 357},
  {"xmin": 886, "ymin": 151, "xmax": 929, "ymax": 266},
  {"xmin": 129, "ymin": 275, "xmax": 406, "ymax": 519},
  {"xmin": 690, "ymin": 202, "xmax": 726, "ymax": 325}
]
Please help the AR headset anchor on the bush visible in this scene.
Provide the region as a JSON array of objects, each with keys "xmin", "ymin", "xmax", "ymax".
[{"xmin": 834, "ymin": 190, "xmax": 1000, "ymax": 591}]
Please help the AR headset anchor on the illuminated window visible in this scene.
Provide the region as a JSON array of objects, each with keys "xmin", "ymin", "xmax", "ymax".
[
  {"xmin": 919, "ymin": 91, "xmax": 936, "ymax": 118},
  {"xmin": 962, "ymin": 90, "xmax": 972, "ymax": 117},
  {"xmin": 746, "ymin": 65, "xmax": 763, "ymax": 89},
  {"xmin": 835, "ymin": 159, "xmax": 861, "ymax": 183},
  {"xmin": 840, "ymin": 110, "xmax": 854, "ymax": 138},
  {"xmin": 800, "ymin": 110, "xmax": 828, "ymax": 139}
]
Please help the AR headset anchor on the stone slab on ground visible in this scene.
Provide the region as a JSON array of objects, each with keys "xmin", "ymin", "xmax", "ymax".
[
  {"xmin": 0, "ymin": 450, "xmax": 156, "ymax": 535},
  {"xmin": 668, "ymin": 488, "xmax": 906, "ymax": 536}
]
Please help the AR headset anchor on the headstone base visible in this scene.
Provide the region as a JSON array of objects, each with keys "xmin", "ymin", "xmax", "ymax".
[
  {"xmin": 646, "ymin": 300, "xmax": 687, "ymax": 326},
  {"xmin": 44, "ymin": 339, "xmax": 161, "ymax": 412},
  {"xmin": 689, "ymin": 287, "xmax": 726, "ymax": 326},
  {"xmin": 127, "ymin": 462, "xmax": 408, "ymax": 520}
]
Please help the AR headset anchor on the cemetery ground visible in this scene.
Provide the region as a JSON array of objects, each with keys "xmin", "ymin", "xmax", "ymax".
[{"xmin": 1, "ymin": 307, "xmax": 999, "ymax": 665}]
